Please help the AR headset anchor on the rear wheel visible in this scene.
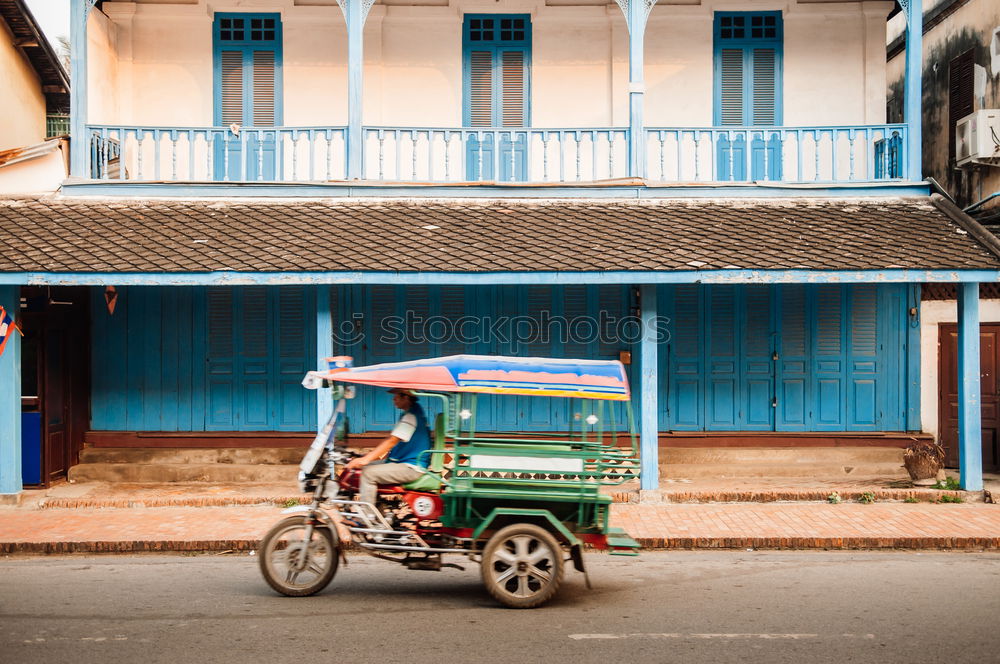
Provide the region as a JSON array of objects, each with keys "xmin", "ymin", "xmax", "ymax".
[
  {"xmin": 258, "ymin": 516, "xmax": 339, "ymax": 597},
  {"xmin": 480, "ymin": 523, "xmax": 564, "ymax": 609}
]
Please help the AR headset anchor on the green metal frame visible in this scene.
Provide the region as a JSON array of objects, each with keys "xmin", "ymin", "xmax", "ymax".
[{"xmin": 470, "ymin": 508, "xmax": 580, "ymax": 546}]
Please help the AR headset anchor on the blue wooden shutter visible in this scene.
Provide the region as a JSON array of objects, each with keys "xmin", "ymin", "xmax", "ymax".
[
  {"xmin": 206, "ymin": 287, "xmax": 236, "ymax": 429},
  {"xmin": 274, "ymin": 286, "xmax": 312, "ymax": 430},
  {"xmin": 707, "ymin": 285, "xmax": 738, "ymax": 429},
  {"xmin": 213, "ymin": 14, "xmax": 282, "ymax": 180},
  {"xmin": 463, "ymin": 15, "xmax": 530, "ymax": 181},
  {"xmin": 776, "ymin": 285, "xmax": 808, "ymax": 430},
  {"xmin": 848, "ymin": 285, "xmax": 880, "ymax": 429},
  {"xmin": 813, "ymin": 284, "xmax": 847, "ymax": 429},
  {"xmin": 714, "ymin": 12, "xmax": 782, "ymax": 181},
  {"xmin": 743, "ymin": 285, "xmax": 774, "ymax": 429},
  {"xmin": 667, "ymin": 285, "xmax": 703, "ymax": 430}
]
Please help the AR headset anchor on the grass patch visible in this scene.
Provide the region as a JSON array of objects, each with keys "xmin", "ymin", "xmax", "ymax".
[
  {"xmin": 938, "ymin": 494, "xmax": 964, "ymax": 504},
  {"xmin": 933, "ymin": 476, "xmax": 962, "ymax": 491}
]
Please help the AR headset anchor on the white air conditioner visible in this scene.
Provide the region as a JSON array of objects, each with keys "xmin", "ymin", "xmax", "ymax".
[{"xmin": 956, "ymin": 109, "xmax": 1000, "ymax": 166}]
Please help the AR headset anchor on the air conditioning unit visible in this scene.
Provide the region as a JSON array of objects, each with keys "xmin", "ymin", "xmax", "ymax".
[{"xmin": 956, "ymin": 109, "xmax": 1000, "ymax": 166}]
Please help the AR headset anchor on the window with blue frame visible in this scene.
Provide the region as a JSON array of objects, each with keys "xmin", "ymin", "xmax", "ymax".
[
  {"xmin": 463, "ymin": 15, "xmax": 531, "ymax": 181},
  {"xmin": 213, "ymin": 14, "xmax": 283, "ymax": 181},
  {"xmin": 714, "ymin": 12, "xmax": 782, "ymax": 181}
]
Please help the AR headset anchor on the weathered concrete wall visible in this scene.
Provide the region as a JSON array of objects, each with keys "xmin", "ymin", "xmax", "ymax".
[
  {"xmin": 887, "ymin": 0, "xmax": 1000, "ymax": 207},
  {"xmin": 0, "ymin": 18, "xmax": 46, "ymax": 151}
]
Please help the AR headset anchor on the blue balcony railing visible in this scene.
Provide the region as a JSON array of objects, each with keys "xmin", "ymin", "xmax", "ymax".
[{"xmin": 86, "ymin": 123, "xmax": 906, "ymax": 185}]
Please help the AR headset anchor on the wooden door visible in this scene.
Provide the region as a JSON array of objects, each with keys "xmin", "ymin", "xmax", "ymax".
[{"xmin": 939, "ymin": 324, "xmax": 1000, "ymax": 470}]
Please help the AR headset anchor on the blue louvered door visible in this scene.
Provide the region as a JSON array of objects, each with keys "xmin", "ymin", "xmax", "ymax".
[
  {"xmin": 664, "ymin": 284, "xmax": 906, "ymax": 432},
  {"xmin": 463, "ymin": 15, "xmax": 530, "ymax": 182},
  {"xmin": 213, "ymin": 14, "xmax": 281, "ymax": 181},
  {"xmin": 205, "ymin": 285, "xmax": 314, "ymax": 431},
  {"xmin": 714, "ymin": 12, "xmax": 782, "ymax": 181}
]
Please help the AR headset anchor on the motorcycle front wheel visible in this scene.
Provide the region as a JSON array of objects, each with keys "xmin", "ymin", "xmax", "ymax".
[{"xmin": 258, "ymin": 515, "xmax": 339, "ymax": 597}]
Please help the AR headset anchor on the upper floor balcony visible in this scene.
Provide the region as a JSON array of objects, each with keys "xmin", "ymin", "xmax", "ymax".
[{"xmin": 71, "ymin": 0, "xmax": 920, "ymax": 190}]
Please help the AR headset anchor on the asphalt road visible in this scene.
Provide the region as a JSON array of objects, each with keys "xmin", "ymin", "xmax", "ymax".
[{"xmin": 1, "ymin": 551, "xmax": 998, "ymax": 664}]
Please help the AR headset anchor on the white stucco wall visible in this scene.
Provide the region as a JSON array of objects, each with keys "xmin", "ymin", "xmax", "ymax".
[
  {"xmin": 0, "ymin": 143, "xmax": 69, "ymax": 194},
  {"xmin": 101, "ymin": 0, "xmax": 892, "ymax": 131},
  {"xmin": 919, "ymin": 298, "xmax": 1000, "ymax": 441},
  {"xmin": 0, "ymin": 20, "xmax": 46, "ymax": 152}
]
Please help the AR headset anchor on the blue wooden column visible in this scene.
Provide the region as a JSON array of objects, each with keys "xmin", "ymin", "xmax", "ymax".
[
  {"xmin": 0, "ymin": 286, "xmax": 22, "ymax": 496},
  {"xmin": 316, "ymin": 285, "xmax": 333, "ymax": 428},
  {"xmin": 639, "ymin": 284, "xmax": 659, "ymax": 490},
  {"xmin": 903, "ymin": 0, "xmax": 923, "ymax": 179},
  {"xmin": 70, "ymin": 0, "xmax": 98, "ymax": 178},
  {"xmin": 616, "ymin": 0, "xmax": 658, "ymax": 178},
  {"xmin": 339, "ymin": 0, "xmax": 371, "ymax": 179},
  {"xmin": 957, "ymin": 282, "xmax": 983, "ymax": 491}
]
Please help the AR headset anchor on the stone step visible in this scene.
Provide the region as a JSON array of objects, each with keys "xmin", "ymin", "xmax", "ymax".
[
  {"xmin": 78, "ymin": 447, "xmax": 306, "ymax": 465},
  {"xmin": 67, "ymin": 463, "xmax": 299, "ymax": 484},
  {"xmin": 662, "ymin": 447, "xmax": 905, "ymax": 465}
]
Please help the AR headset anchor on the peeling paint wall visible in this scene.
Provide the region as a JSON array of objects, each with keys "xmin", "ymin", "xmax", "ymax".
[{"xmin": 888, "ymin": 0, "xmax": 1000, "ymax": 208}]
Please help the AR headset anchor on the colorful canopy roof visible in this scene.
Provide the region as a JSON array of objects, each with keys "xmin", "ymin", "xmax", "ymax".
[{"xmin": 315, "ymin": 355, "xmax": 631, "ymax": 400}]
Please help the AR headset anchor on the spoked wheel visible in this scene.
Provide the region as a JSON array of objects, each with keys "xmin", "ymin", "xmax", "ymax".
[
  {"xmin": 258, "ymin": 516, "xmax": 339, "ymax": 597},
  {"xmin": 480, "ymin": 523, "xmax": 565, "ymax": 609}
]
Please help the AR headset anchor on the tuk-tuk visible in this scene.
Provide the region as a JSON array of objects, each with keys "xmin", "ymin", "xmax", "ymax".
[{"xmin": 258, "ymin": 354, "xmax": 641, "ymax": 608}]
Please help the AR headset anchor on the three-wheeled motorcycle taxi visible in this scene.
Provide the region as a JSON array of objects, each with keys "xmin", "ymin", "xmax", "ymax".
[{"xmin": 258, "ymin": 355, "xmax": 642, "ymax": 608}]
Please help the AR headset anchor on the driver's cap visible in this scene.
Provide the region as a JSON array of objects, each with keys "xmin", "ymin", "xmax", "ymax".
[{"xmin": 387, "ymin": 388, "xmax": 415, "ymax": 397}]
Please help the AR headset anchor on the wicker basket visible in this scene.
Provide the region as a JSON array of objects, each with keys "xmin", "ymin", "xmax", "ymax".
[{"xmin": 903, "ymin": 441, "xmax": 945, "ymax": 480}]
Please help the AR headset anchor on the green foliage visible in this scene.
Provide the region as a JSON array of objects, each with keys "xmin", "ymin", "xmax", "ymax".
[
  {"xmin": 827, "ymin": 492, "xmax": 842, "ymax": 504},
  {"xmin": 933, "ymin": 476, "xmax": 961, "ymax": 491},
  {"xmin": 858, "ymin": 491, "xmax": 876, "ymax": 504},
  {"xmin": 904, "ymin": 496, "xmax": 919, "ymax": 503},
  {"xmin": 282, "ymin": 499, "xmax": 301, "ymax": 508},
  {"xmin": 938, "ymin": 494, "xmax": 964, "ymax": 504}
]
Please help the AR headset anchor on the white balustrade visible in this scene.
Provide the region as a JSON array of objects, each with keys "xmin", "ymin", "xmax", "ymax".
[
  {"xmin": 85, "ymin": 124, "xmax": 907, "ymax": 184},
  {"xmin": 644, "ymin": 125, "xmax": 908, "ymax": 183}
]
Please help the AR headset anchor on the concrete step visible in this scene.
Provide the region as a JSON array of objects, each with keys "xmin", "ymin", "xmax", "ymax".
[
  {"xmin": 67, "ymin": 462, "xmax": 299, "ymax": 484},
  {"xmin": 662, "ymin": 462, "xmax": 908, "ymax": 479},
  {"xmin": 78, "ymin": 447, "xmax": 305, "ymax": 465},
  {"xmin": 662, "ymin": 447, "xmax": 905, "ymax": 465}
]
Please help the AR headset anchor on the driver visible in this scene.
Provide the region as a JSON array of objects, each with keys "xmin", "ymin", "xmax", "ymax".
[{"xmin": 346, "ymin": 388, "xmax": 431, "ymax": 507}]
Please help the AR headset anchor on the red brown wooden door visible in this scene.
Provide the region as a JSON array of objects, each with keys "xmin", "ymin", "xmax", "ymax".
[{"xmin": 939, "ymin": 324, "xmax": 1000, "ymax": 470}]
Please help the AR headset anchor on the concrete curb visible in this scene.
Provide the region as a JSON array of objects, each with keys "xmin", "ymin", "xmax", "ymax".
[
  {"xmin": 25, "ymin": 488, "xmax": 977, "ymax": 509},
  {"xmin": 4, "ymin": 535, "xmax": 998, "ymax": 555}
]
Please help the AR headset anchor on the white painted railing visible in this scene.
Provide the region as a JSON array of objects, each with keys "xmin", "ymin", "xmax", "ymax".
[
  {"xmin": 644, "ymin": 125, "xmax": 907, "ymax": 183},
  {"xmin": 363, "ymin": 127, "xmax": 630, "ymax": 183},
  {"xmin": 87, "ymin": 125, "xmax": 348, "ymax": 182},
  {"xmin": 85, "ymin": 124, "xmax": 906, "ymax": 184}
]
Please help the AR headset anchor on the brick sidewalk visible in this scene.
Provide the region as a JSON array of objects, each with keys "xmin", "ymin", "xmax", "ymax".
[{"xmin": 1, "ymin": 502, "xmax": 998, "ymax": 554}]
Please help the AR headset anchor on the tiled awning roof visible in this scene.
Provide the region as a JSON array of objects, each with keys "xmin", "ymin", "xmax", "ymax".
[{"xmin": 0, "ymin": 195, "xmax": 998, "ymax": 274}]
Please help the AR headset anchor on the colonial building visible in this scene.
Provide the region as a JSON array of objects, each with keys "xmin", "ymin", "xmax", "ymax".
[
  {"xmin": 886, "ymin": 0, "xmax": 1000, "ymax": 472},
  {"xmin": 0, "ymin": 0, "xmax": 995, "ymax": 496}
]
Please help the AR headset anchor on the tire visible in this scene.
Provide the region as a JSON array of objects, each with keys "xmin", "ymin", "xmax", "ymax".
[
  {"xmin": 258, "ymin": 516, "xmax": 339, "ymax": 597},
  {"xmin": 480, "ymin": 523, "xmax": 565, "ymax": 609}
]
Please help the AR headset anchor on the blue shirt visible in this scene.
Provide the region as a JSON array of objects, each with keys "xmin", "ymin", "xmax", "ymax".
[{"xmin": 387, "ymin": 402, "xmax": 431, "ymax": 467}]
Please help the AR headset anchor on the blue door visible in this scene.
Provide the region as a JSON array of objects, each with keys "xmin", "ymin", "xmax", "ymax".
[
  {"xmin": 463, "ymin": 15, "xmax": 530, "ymax": 182},
  {"xmin": 213, "ymin": 14, "xmax": 282, "ymax": 181},
  {"xmin": 663, "ymin": 284, "xmax": 907, "ymax": 432},
  {"xmin": 714, "ymin": 12, "xmax": 782, "ymax": 181}
]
